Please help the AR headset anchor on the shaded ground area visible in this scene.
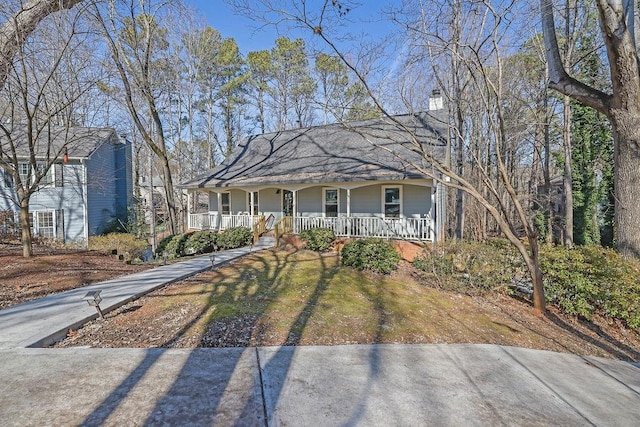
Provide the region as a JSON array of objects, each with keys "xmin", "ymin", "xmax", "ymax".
[
  {"xmin": 0, "ymin": 244, "xmax": 149, "ymax": 309},
  {"xmin": 54, "ymin": 249, "xmax": 640, "ymax": 362}
]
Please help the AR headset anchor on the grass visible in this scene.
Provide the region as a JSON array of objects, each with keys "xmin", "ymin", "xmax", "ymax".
[{"xmin": 58, "ymin": 248, "xmax": 640, "ymax": 361}]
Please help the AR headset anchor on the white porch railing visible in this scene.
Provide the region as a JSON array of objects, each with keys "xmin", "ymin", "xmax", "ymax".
[
  {"xmin": 188, "ymin": 213, "xmax": 261, "ymax": 231},
  {"xmin": 188, "ymin": 213, "xmax": 432, "ymax": 241},
  {"xmin": 295, "ymin": 216, "xmax": 432, "ymax": 241}
]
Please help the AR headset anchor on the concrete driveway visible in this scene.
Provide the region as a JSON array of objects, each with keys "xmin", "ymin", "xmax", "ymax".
[{"xmin": 1, "ymin": 344, "xmax": 639, "ymax": 426}]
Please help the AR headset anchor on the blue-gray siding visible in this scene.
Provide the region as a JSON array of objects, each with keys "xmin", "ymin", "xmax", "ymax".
[{"xmin": 203, "ymin": 182, "xmax": 432, "ymax": 219}]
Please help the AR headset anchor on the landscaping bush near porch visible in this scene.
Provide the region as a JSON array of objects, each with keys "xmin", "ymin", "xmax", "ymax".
[
  {"xmin": 341, "ymin": 238, "xmax": 400, "ymax": 274},
  {"xmin": 217, "ymin": 227, "xmax": 252, "ymax": 249},
  {"xmin": 300, "ymin": 227, "xmax": 335, "ymax": 252}
]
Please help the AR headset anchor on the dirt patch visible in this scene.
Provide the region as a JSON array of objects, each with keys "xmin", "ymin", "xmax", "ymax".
[
  {"xmin": 54, "ymin": 250, "xmax": 640, "ymax": 362},
  {"xmin": 0, "ymin": 244, "xmax": 150, "ymax": 309}
]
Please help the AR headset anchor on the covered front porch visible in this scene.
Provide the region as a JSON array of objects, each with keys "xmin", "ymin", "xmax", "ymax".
[
  {"xmin": 186, "ymin": 180, "xmax": 438, "ymax": 242},
  {"xmin": 187, "ymin": 212, "xmax": 432, "ymax": 241}
]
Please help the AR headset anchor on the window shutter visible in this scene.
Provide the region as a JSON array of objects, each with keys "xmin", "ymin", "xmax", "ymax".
[
  {"xmin": 55, "ymin": 209, "xmax": 65, "ymax": 241},
  {"xmin": 54, "ymin": 163, "xmax": 63, "ymax": 187}
]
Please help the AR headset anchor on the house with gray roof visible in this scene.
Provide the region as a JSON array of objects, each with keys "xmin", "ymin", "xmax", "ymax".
[
  {"xmin": 0, "ymin": 127, "xmax": 133, "ymax": 243},
  {"xmin": 181, "ymin": 111, "xmax": 449, "ymax": 242}
]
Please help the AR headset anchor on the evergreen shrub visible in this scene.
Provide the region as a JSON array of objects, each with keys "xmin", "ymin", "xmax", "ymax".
[
  {"xmin": 300, "ymin": 227, "xmax": 335, "ymax": 252},
  {"xmin": 341, "ymin": 238, "xmax": 400, "ymax": 274},
  {"xmin": 184, "ymin": 231, "xmax": 218, "ymax": 255},
  {"xmin": 218, "ymin": 226, "xmax": 252, "ymax": 249}
]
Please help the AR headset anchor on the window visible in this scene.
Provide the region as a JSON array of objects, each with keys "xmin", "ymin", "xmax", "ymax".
[
  {"xmin": 17, "ymin": 162, "xmax": 54, "ymax": 187},
  {"xmin": 323, "ymin": 188, "xmax": 339, "ymax": 217},
  {"xmin": 37, "ymin": 163, "xmax": 54, "ymax": 187},
  {"xmin": 2, "ymin": 169, "xmax": 13, "ymax": 187},
  {"xmin": 33, "ymin": 211, "xmax": 54, "ymax": 238},
  {"xmin": 247, "ymin": 191, "xmax": 259, "ymax": 215},
  {"xmin": 18, "ymin": 162, "xmax": 30, "ymax": 184},
  {"xmin": 383, "ymin": 186, "xmax": 402, "ymax": 218},
  {"xmin": 221, "ymin": 192, "xmax": 231, "ymax": 215}
]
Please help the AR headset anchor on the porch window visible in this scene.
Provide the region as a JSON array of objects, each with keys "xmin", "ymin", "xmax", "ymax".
[
  {"xmin": 247, "ymin": 191, "xmax": 259, "ymax": 215},
  {"xmin": 383, "ymin": 186, "xmax": 402, "ymax": 218},
  {"xmin": 221, "ymin": 192, "xmax": 231, "ymax": 215},
  {"xmin": 323, "ymin": 188, "xmax": 339, "ymax": 217}
]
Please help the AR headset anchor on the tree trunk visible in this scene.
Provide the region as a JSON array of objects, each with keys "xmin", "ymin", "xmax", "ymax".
[
  {"xmin": 19, "ymin": 199, "xmax": 32, "ymax": 258},
  {"xmin": 526, "ymin": 234, "xmax": 546, "ymax": 314},
  {"xmin": 609, "ymin": 109, "xmax": 640, "ymax": 258}
]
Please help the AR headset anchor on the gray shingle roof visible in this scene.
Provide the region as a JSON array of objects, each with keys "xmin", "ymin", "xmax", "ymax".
[
  {"xmin": 0, "ymin": 126, "xmax": 117, "ymax": 160},
  {"xmin": 181, "ymin": 112, "xmax": 447, "ymax": 189}
]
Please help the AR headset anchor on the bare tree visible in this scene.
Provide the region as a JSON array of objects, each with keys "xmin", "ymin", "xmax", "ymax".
[
  {"xmin": 0, "ymin": 3, "xmax": 99, "ymax": 257},
  {"xmin": 0, "ymin": 0, "xmax": 85, "ymax": 90},
  {"xmin": 540, "ymin": 0, "xmax": 640, "ymax": 258},
  {"xmin": 92, "ymin": 0, "xmax": 179, "ymax": 235}
]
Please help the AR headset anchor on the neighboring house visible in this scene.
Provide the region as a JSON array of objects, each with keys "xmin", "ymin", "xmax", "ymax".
[
  {"xmin": 181, "ymin": 110, "xmax": 449, "ymax": 242},
  {"xmin": 0, "ymin": 127, "xmax": 133, "ymax": 243},
  {"xmin": 138, "ymin": 175, "xmax": 167, "ymax": 223}
]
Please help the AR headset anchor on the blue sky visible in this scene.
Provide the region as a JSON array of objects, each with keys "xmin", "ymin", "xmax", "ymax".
[{"xmin": 185, "ymin": 1, "xmax": 395, "ymax": 54}]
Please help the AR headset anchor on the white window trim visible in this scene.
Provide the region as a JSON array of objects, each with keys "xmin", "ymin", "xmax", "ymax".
[
  {"xmin": 322, "ymin": 188, "xmax": 340, "ymax": 218},
  {"xmin": 32, "ymin": 210, "xmax": 56, "ymax": 238},
  {"xmin": 382, "ymin": 185, "xmax": 403, "ymax": 218}
]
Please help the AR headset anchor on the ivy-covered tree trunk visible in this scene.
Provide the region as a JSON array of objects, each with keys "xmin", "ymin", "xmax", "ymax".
[{"xmin": 540, "ymin": 0, "xmax": 640, "ymax": 258}]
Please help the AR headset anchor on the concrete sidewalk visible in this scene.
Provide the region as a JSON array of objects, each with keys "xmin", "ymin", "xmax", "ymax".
[
  {"xmin": 1, "ymin": 344, "xmax": 639, "ymax": 426},
  {"xmin": 0, "ymin": 237, "xmax": 275, "ymax": 348}
]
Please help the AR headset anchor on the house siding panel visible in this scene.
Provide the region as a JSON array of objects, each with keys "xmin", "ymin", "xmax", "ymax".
[
  {"xmin": 259, "ymin": 189, "xmax": 281, "ymax": 218},
  {"xmin": 404, "ymin": 184, "xmax": 431, "ymax": 218},
  {"xmin": 229, "ymin": 189, "xmax": 246, "ymax": 214},
  {"xmin": 114, "ymin": 138, "xmax": 133, "ymax": 221},
  {"xmin": 350, "ymin": 185, "xmax": 381, "ymax": 217},
  {"xmin": 86, "ymin": 138, "xmax": 117, "ymax": 235},
  {"xmin": 298, "ymin": 187, "xmax": 322, "ymax": 217}
]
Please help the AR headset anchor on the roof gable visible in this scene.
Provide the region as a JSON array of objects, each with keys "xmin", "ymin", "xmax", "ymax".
[{"xmin": 182, "ymin": 112, "xmax": 447, "ymax": 189}]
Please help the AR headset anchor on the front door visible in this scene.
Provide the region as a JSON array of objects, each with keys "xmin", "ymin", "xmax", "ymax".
[{"xmin": 282, "ymin": 190, "xmax": 293, "ymax": 216}]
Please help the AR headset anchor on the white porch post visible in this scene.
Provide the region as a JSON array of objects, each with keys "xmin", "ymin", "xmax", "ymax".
[
  {"xmin": 187, "ymin": 191, "xmax": 192, "ymax": 229},
  {"xmin": 346, "ymin": 188, "xmax": 351, "ymax": 238},
  {"xmin": 217, "ymin": 192, "xmax": 222, "ymax": 231},
  {"xmin": 293, "ymin": 190, "xmax": 297, "ymax": 233},
  {"xmin": 250, "ymin": 190, "xmax": 255, "ymax": 216}
]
